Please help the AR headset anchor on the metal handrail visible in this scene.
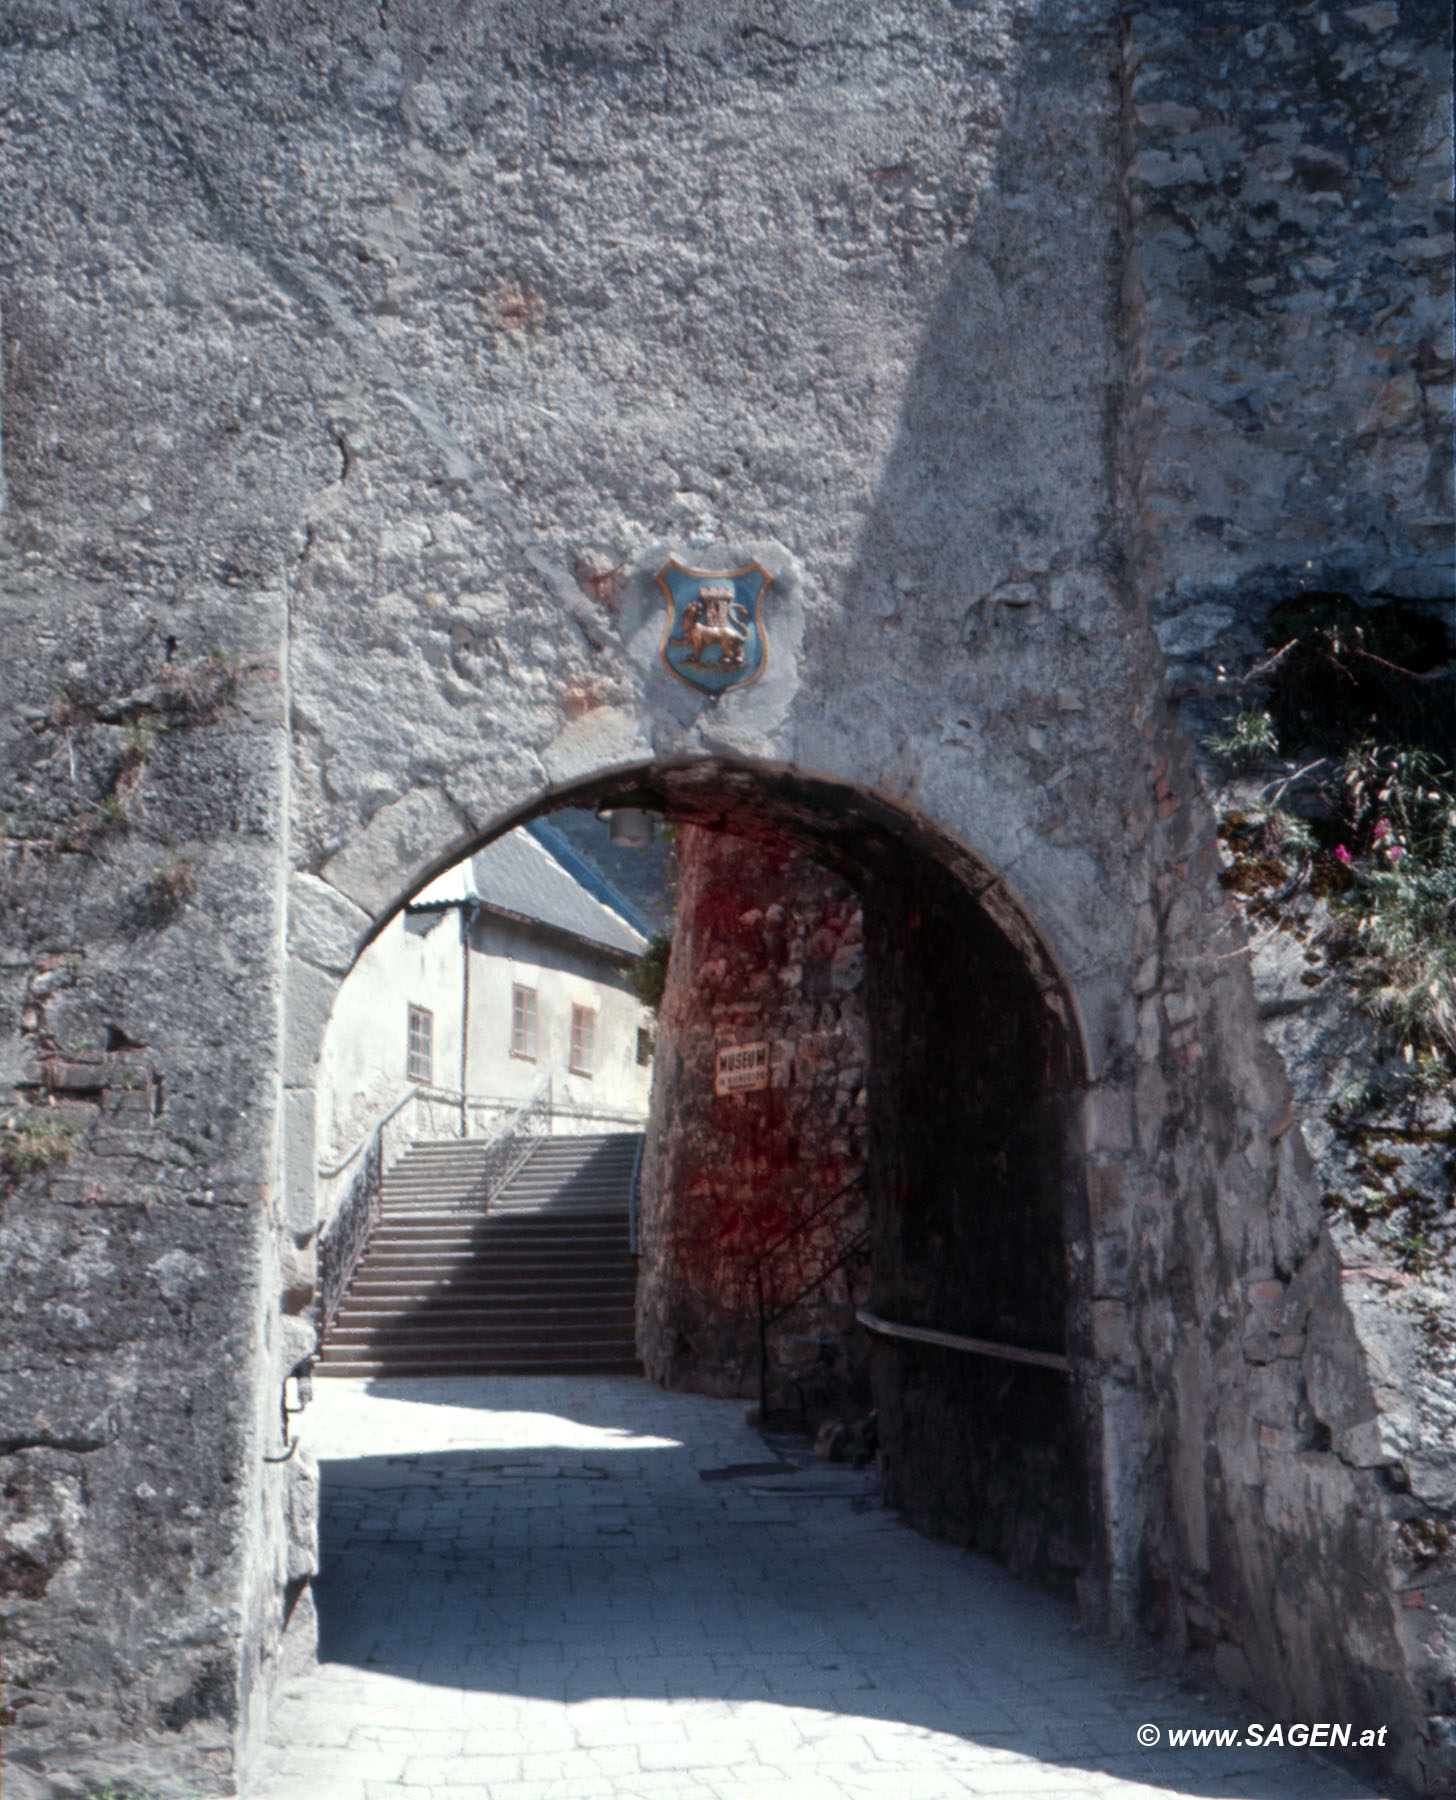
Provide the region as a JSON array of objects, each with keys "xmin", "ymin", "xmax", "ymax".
[
  {"xmin": 855, "ymin": 1308, "xmax": 1073, "ymax": 1374},
  {"xmin": 317, "ymin": 1130, "xmax": 387, "ymax": 1334},
  {"xmin": 464, "ymin": 1078, "xmax": 553, "ymax": 1199},
  {"xmin": 755, "ymin": 1225, "xmax": 872, "ymax": 1422},
  {"xmin": 628, "ymin": 1133, "xmax": 645, "ymax": 1255},
  {"xmin": 763, "ymin": 1228, "xmax": 872, "ymax": 1331},
  {"xmin": 316, "ymin": 1077, "xmax": 551, "ymax": 1336},
  {"xmin": 318, "ymin": 1083, "xmax": 461, "ymax": 1181}
]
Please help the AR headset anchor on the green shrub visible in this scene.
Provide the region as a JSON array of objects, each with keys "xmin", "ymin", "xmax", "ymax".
[
  {"xmin": 1204, "ymin": 705, "xmax": 1279, "ymax": 770},
  {"xmin": 630, "ymin": 932, "xmax": 673, "ymax": 1011},
  {"xmin": 1329, "ymin": 744, "xmax": 1456, "ymax": 1057}
]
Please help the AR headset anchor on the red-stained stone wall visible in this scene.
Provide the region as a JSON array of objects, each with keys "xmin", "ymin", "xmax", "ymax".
[{"xmin": 637, "ymin": 825, "xmax": 869, "ymax": 1412}]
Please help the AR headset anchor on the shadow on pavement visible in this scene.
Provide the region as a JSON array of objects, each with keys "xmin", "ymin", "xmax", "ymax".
[{"xmin": 310, "ymin": 1400, "xmax": 1385, "ymax": 1800}]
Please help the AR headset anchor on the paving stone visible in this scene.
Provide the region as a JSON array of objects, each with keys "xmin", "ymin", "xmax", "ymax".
[{"xmin": 249, "ymin": 1376, "xmax": 1389, "ymax": 1799}]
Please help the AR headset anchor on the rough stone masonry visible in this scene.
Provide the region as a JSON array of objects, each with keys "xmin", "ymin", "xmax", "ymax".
[
  {"xmin": 637, "ymin": 824, "xmax": 870, "ymax": 1404},
  {"xmin": 0, "ymin": 2, "xmax": 1450, "ymax": 1796}
]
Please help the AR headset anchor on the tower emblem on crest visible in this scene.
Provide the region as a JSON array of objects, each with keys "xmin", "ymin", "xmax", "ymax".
[{"xmin": 656, "ymin": 559, "xmax": 772, "ymax": 697}]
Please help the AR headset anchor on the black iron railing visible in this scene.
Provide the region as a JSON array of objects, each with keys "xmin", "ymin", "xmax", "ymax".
[
  {"xmin": 315, "ymin": 1079, "xmax": 553, "ymax": 1335},
  {"xmin": 741, "ymin": 1173, "xmax": 870, "ymax": 1421},
  {"xmin": 468, "ymin": 1079, "xmax": 552, "ymax": 1198},
  {"xmin": 317, "ymin": 1128, "xmax": 384, "ymax": 1334}
]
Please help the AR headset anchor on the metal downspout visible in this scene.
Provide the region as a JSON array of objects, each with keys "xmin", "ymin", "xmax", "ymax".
[{"xmin": 459, "ymin": 903, "xmax": 472, "ymax": 1138}]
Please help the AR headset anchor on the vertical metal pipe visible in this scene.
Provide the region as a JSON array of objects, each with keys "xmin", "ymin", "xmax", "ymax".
[
  {"xmin": 757, "ymin": 1267, "xmax": 768, "ymax": 1424},
  {"xmin": 459, "ymin": 902, "xmax": 472, "ymax": 1138}
]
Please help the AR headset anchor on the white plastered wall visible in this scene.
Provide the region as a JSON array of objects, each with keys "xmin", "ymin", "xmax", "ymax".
[
  {"xmin": 314, "ymin": 905, "xmax": 465, "ymax": 1172},
  {"xmin": 465, "ymin": 912, "xmax": 653, "ymax": 1131},
  {"xmin": 313, "ymin": 892, "xmax": 654, "ymax": 1203}
]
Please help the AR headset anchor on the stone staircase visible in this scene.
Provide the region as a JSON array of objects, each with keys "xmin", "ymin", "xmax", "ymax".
[{"xmin": 316, "ymin": 1132, "xmax": 643, "ymax": 1377}]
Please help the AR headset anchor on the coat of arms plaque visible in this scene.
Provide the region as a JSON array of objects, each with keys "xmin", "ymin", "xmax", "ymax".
[{"xmin": 655, "ymin": 559, "xmax": 772, "ymax": 697}]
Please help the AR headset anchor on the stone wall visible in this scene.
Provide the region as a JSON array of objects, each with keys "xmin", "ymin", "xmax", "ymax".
[
  {"xmin": 637, "ymin": 825, "xmax": 869, "ymax": 1407},
  {"xmin": 1117, "ymin": 7, "xmax": 1455, "ymax": 1782},
  {"xmin": 1122, "ymin": 0, "xmax": 1452, "ymax": 660},
  {"xmin": 0, "ymin": 607, "xmax": 302, "ymax": 1793}
]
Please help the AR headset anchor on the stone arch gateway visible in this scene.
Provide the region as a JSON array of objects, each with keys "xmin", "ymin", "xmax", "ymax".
[
  {"xmin": 0, "ymin": 3, "xmax": 1450, "ymax": 1796},
  {"xmin": 309, "ymin": 757, "xmax": 1100, "ymax": 1591}
]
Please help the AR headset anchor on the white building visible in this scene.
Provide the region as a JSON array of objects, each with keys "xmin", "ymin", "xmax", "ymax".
[{"xmin": 316, "ymin": 822, "xmax": 657, "ymax": 1187}]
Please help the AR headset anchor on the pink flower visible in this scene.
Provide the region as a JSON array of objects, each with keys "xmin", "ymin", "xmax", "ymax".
[
  {"xmin": 1372, "ymin": 818, "xmax": 1391, "ymax": 840},
  {"xmin": 1386, "ymin": 843, "xmax": 1405, "ymax": 862},
  {"xmin": 1333, "ymin": 845, "xmax": 1353, "ymax": 865}
]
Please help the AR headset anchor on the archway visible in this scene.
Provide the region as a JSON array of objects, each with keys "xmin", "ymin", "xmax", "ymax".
[{"xmin": 297, "ymin": 753, "xmax": 1098, "ymax": 1606}]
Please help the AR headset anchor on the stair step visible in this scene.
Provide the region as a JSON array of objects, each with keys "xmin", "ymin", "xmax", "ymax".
[
  {"xmin": 355, "ymin": 1266, "xmax": 634, "ymax": 1278},
  {"xmin": 362, "ymin": 1248, "xmax": 631, "ymax": 1262},
  {"xmin": 321, "ymin": 1339, "xmax": 637, "ymax": 1353},
  {"xmin": 378, "ymin": 1209, "xmax": 629, "ymax": 1222},
  {"xmin": 320, "ymin": 1340, "xmax": 637, "ymax": 1353},
  {"xmin": 355, "ymin": 1246, "xmax": 633, "ymax": 1262},
  {"xmin": 370, "ymin": 1228, "xmax": 632, "ymax": 1242},
  {"xmin": 367, "ymin": 1224, "xmax": 626, "ymax": 1238},
  {"xmin": 365, "ymin": 1238, "xmax": 632, "ymax": 1253},
  {"xmin": 338, "ymin": 1317, "xmax": 640, "ymax": 1332},
  {"xmin": 362, "ymin": 1256, "xmax": 630, "ymax": 1268},
  {"xmin": 349, "ymin": 1260, "xmax": 635, "ymax": 1276},
  {"xmin": 316, "ymin": 1357, "xmax": 644, "ymax": 1378},
  {"xmin": 336, "ymin": 1293, "xmax": 636, "ymax": 1311},
  {"xmin": 321, "ymin": 1130, "xmax": 643, "ymax": 1376},
  {"xmin": 343, "ymin": 1298, "xmax": 635, "ymax": 1312},
  {"xmin": 326, "ymin": 1326, "xmax": 638, "ymax": 1347},
  {"xmin": 348, "ymin": 1270, "xmax": 636, "ymax": 1286},
  {"xmin": 357, "ymin": 1246, "xmax": 631, "ymax": 1258},
  {"xmin": 367, "ymin": 1233, "xmax": 631, "ymax": 1247}
]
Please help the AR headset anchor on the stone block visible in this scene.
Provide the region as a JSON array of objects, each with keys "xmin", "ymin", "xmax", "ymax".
[
  {"xmin": 1135, "ymin": 995, "xmax": 1161, "ymax": 1061},
  {"xmin": 278, "ymin": 1314, "xmax": 317, "ymax": 1378},
  {"xmin": 1333, "ymin": 1420, "xmax": 1388, "ymax": 1468},
  {"xmin": 285, "ymin": 955, "xmax": 343, "ymax": 1088},
  {"xmin": 1091, "ymin": 1300, "xmax": 1134, "ymax": 1365},
  {"xmin": 1162, "ymin": 988, "xmax": 1199, "ymax": 1028},
  {"xmin": 279, "ymin": 1240, "xmax": 317, "ymax": 1315},
  {"xmin": 0, "ymin": 1367, "xmax": 120, "ymax": 1453},
  {"xmin": 540, "ymin": 705, "xmax": 653, "ymax": 787},
  {"xmin": 321, "ymin": 788, "xmax": 472, "ymax": 918},
  {"xmin": 1085, "ymin": 1087, "xmax": 1134, "ymax": 1155},
  {"xmin": 41, "ymin": 1055, "xmax": 107, "ymax": 1092},
  {"xmin": 1086, "ymin": 1161, "xmax": 1132, "ymax": 1242},
  {"xmin": 285, "ymin": 1449, "xmax": 319, "ymax": 1582},
  {"xmin": 282, "ymin": 1089, "xmax": 319, "ymax": 1237},
  {"xmin": 1133, "ymin": 1060, "xmax": 1168, "ymax": 1153},
  {"xmin": 1212, "ymin": 1640, "xmax": 1256, "ymax": 1696},
  {"xmin": 288, "ymin": 873, "xmax": 372, "ymax": 976}
]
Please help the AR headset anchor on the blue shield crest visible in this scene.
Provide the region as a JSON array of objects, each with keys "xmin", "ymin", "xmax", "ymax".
[{"xmin": 656, "ymin": 560, "xmax": 771, "ymax": 697}]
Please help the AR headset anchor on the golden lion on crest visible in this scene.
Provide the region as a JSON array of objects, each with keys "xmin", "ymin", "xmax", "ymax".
[{"xmin": 674, "ymin": 582, "xmax": 751, "ymax": 668}]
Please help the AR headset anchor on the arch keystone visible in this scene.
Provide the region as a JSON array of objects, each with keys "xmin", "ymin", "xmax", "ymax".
[{"xmin": 540, "ymin": 706, "xmax": 653, "ymax": 787}]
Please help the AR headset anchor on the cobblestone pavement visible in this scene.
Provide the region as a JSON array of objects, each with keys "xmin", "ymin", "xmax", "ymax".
[{"xmin": 248, "ymin": 1377, "xmax": 1389, "ymax": 1800}]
